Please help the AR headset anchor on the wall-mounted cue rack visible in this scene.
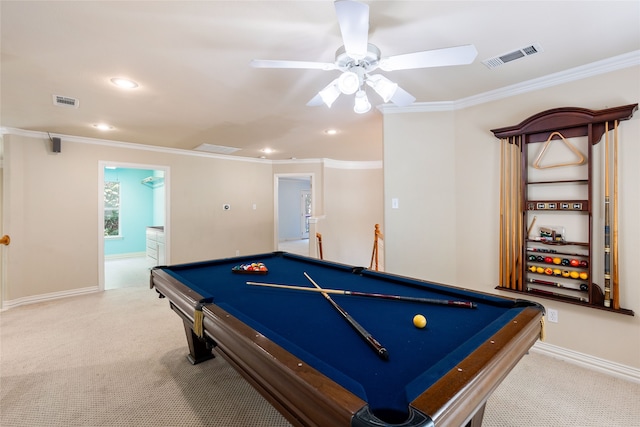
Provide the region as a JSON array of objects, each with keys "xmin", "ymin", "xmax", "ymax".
[{"xmin": 491, "ymin": 104, "xmax": 637, "ymax": 316}]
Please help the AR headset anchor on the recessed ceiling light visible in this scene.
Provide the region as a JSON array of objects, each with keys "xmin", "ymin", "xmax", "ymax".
[
  {"xmin": 324, "ymin": 129, "xmax": 338, "ymax": 135},
  {"xmin": 110, "ymin": 77, "xmax": 139, "ymax": 89},
  {"xmin": 93, "ymin": 123, "xmax": 114, "ymax": 131},
  {"xmin": 261, "ymin": 148, "xmax": 274, "ymax": 154}
]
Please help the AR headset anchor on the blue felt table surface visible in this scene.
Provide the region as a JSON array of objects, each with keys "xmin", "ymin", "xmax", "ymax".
[{"xmin": 161, "ymin": 252, "xmax": 527, "ymax": 418}]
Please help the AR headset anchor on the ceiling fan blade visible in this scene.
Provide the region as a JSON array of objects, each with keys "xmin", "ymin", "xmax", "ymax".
[
  {"xmin": 389, "ymin": 86, "xmax": 416, "ymax": 107},
  {"xmin": 379, "ymin": 44, "xmax": 478, "ymax": 71},
  {"xmin": 334, "ymin": 0, "xmax": 369, "ymax": 59},
  {"xmin": 251, "ymin": 59, "xmax": 337, "ymax": 71},
  {"xmin": 306, "ymin": 93, "xmax": 325, "ymax": 107}
]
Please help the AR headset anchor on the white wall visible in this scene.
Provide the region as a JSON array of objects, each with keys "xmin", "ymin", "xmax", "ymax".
[
  {"xmin": 383, "ymin": 111, "xmax": 457, "ymax": 283},
  {"xmin": 2, "ymin": 134, "xmax": 275, "ymax": 303},
  {"xmin": 321, "ymin": 165, "xmax": 384, "ymax": 267},
  {"xmin": 383, "ymin": 66, "xmax": 640, "ymax": 369},
  {"xmin": 2, "ymin": 137, "xmax": 383, "ymax": 307}
]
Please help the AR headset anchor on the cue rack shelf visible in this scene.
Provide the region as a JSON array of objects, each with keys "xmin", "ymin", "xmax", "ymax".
[{"xmin": 491, "ymin": 104, "xmax": 637, "ymax": 316}]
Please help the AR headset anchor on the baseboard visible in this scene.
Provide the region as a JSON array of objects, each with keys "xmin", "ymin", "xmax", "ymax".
[
  {"xmin": 1, "ymin": 286, "xmax": 100, "ymax": 311},
  {"xmin": 532, "ymin": 341, "xmax": 640, "ymax": 384}
]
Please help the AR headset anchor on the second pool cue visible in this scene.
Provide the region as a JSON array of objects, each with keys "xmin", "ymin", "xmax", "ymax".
[
  {"xmin": 612, "ymin": 120, "xmax": 620, "ymax": 310},
  {"xmin": 603, "ymin": 122, "xmax": 611, "ymax": 308},
  {"xmin": 516, "ymin": 136, "xmax": 523, "ymax": 292},
  {"xmin": 246, "ymin": 281, "xmax": 477, "ymax": 308},
  {"xmin": 511, "ymin": 137, "xmax": 519, "ymax": 290},
  {"xmin": 303, "ymin": 272, "xmax": 389, "ymax": 361},
  {"xmin": 499, "ymin": 138, "xmax": 505, "ymax": 288}
]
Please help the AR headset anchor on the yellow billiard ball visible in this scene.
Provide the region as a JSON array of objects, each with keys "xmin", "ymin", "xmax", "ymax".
[{"xmin": 413, "ymin": 314, "xmax": 427, "ymax": 329}]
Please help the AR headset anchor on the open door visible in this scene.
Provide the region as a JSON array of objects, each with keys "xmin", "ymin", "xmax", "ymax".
[
  {"xmin": 274, "ymin": 174, "xmax": 313, "ymax": 255},
  {"xmin": 98, "ymin": 161, "xmax": 170, "ymax": 290}
]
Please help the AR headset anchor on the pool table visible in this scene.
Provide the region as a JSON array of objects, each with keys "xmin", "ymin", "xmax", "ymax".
[{"xmin": 150, "ymin": 252, "xmax": 544, "ymax": 427}]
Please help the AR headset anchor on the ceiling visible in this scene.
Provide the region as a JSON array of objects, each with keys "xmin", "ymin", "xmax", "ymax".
[{"xmin": 1, "ymin": 1, "xmax": 639, "ymax": 161}]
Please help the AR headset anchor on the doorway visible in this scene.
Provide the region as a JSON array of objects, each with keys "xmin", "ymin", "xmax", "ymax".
[
  {"xmin": 275, "ymin": 174, "xmax": 313, "ymax": 256},
  {"xmin": 98, "ymin": 162, "xmax": 169, "ymax": 290}
]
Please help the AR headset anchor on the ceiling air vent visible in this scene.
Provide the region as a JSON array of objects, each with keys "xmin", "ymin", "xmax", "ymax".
[
  {"xmin": 482, "ymin": 43, "xmax": 543, "ymax": 69},
  {"xmin": 53, "ymin": 95, "xmax": 80, "ymax": 108},
  {"xmin": 193, "ymin": 143, "xmax": 241, "ymax": 155}
]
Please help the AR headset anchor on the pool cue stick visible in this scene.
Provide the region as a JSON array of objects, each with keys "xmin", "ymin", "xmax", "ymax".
[
  {"xmin": 511, "ymin": 137, "xmax": 518, "ymax": 290},
  {"xmin": 504, "ymin": 138, "xmax": 512, "ymax": 289},
  {"xmin": 612, "ymin": 120, "xmax": 620, "ymax": 310},
  {"xmin": 516, "ymin": 136, "xmax": 523, "ymax": 292},
  {"xmin": 526, "ymin": 287, "xmax": 588, "ymax": 303},
  {"xmin": 527, "ymin": 278, "xmax": 589, "ymax": 293},
  {"xmin": 246, "ymin": 281, "xmax": 478, "ymax": 308},
  {"xmin": 604, "ymin": 122, "xmax": 611, "ymax": 307},
  {"xmin": 303, "ymin": 272, "xmax": 389, "ymax": 360},
  {"xmin": 499, "ymin": 138, "xmax": 505, "ymax": 288}
]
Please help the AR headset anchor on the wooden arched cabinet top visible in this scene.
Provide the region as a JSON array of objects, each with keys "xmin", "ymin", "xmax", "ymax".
[{"xmin": 491, "ymin": 104, "xmax": 638, "ymax": 144}]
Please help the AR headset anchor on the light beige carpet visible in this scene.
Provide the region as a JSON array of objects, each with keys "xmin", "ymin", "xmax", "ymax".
[{"xmin": 1, "ymin": 286, "xmax": 638, "ymax": 426}]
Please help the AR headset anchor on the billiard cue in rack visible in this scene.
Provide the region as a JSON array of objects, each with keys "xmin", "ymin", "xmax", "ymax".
[
  {"xmin": 246, "ymin": 281, "xmax": 478, "ymax": 308},
  {"xmin": 515, "ymin": 136, "xmax": 523, "ymax": 292},
  {"xmin": 303, "ymin": 272, "xmax": 389, "ymax": 360},
  {"xmin": 508, "ymin": 136, "xmax": 523, "ymax": 291},
  {"xmin": 526, "ymin": 287, "xmax": 588, "ymax": 303},
  {"xmin": 499, "ymin": 138, "xmax": 505, "ymax": 288},
  {"xmin": 499, "ymin": 136, "xmax": 525, "ymax": 292},
  {"xmin": 508, "ymin": 136, "xmax": 516, "ymax": 290},
  {"xmin": 502, "ymin": 136, "xmax": 515, "ymax": 290},
  {"xmin": 612, "ymin": 120, "xmax": 620, "ymax": 310},
  {"xmin": 603, "ymin": 122, "xmax": 611, "ymax": 308}
]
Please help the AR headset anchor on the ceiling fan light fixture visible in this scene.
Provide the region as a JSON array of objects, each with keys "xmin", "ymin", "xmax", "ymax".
[
  {"xmin": 338, "ymin": 71, "xmax": 360, "ymax": 94},
  {"xmin": 319, "ymin": 83, "xmax": 341, "ymax": 108},
  {"xmin": 353, "ymin": 90, "xmax": 371, "ymax": 114},
  {"xmin": 366, "ymin": 74, "xmax": 398, "ymax": 103}
]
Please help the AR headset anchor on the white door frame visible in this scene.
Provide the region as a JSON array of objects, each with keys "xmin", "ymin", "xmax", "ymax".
[
  {"xmin": 98, "ymin": 161, "xmax": 170, "ymax": 291},
  {"xmin": 273, "ymin": 173, "xmax": 314, "ymax": 250},
  {"xmin": 300, "ymin": 189, "xmax": 311, "ymax": 239}
]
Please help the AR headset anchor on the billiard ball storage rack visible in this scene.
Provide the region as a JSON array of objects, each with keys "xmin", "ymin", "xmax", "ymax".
[{"xmin": 492, "ymin": 105, "xmax": 636, "ymax": 316}]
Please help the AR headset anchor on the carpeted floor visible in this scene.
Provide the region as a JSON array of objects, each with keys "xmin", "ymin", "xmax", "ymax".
[{"xmin": 1, "ymin": 285, "xmax": 639, "ymax": 426}]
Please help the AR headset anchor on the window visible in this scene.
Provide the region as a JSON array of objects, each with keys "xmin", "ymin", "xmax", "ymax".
[{"xmin": 104, "ymin": 181, "xmax": 120, "ymax": 236}]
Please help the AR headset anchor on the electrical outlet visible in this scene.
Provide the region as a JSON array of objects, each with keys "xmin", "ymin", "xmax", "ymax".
[{"xmin": 547, "ymin": 308, "xmax": 558, "ymax": 323}]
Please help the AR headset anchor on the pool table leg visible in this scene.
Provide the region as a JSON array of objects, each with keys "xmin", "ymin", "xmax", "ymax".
[
  {"xmin": 465, "ymin": 402, "xmax": 486, "ymax": 427},
  {"xmin": 182, "ymin": 319, "xmax": 216, "ymax": 365},
  {"xmin": 168, "ymin": 302, "xmax": 216, "ymax": 365}
]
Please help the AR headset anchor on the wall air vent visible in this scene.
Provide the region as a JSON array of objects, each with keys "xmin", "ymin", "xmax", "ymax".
[
  {"xmin": 193, "ymin": 143, "xmax": 241, "ymax": 155},
  {"xmin": 53, "ymin": 95, "xmax": 80, "ymax": 108},
  {"xmin": 482, "ymin": 43, "xmax": 543, "ymax": 69}
]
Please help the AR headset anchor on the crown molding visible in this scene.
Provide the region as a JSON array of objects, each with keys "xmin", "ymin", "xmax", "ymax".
[
  {"xmin": 380, "ymin": 50, "xmax": 640, "ymax": 114},
  {"xmin": 0, "ymin": 127, "xmax": 273, "ymax": 164},
  {"xmin": 0, "ymin": 127, "xmax": 381, "ymax": 169}
]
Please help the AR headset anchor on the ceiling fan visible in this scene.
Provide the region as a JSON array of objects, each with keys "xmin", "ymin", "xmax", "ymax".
[{"xmin": 250, "ymin": 0, "xmax": 478, "ymax": 113}]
